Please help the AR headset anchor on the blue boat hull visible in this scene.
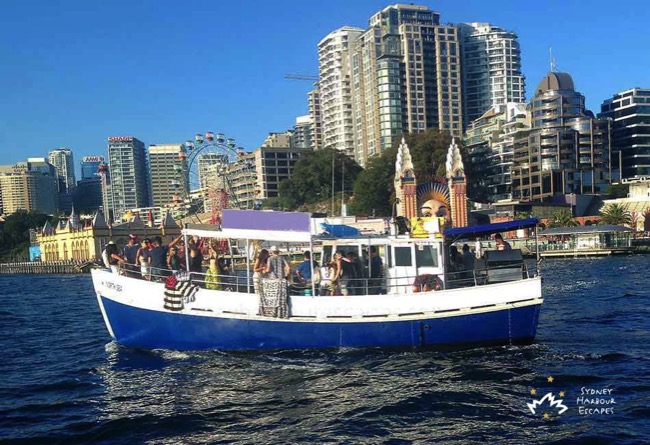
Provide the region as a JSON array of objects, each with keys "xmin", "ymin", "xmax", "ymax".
[{"xmin": 101, "ymin": 297, "xmax": 542, "ymax": 351}]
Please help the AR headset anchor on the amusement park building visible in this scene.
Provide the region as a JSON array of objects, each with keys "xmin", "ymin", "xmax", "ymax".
[{"xmin": 37, "ymin": 210, "xmax": 180, "ymax": 262}]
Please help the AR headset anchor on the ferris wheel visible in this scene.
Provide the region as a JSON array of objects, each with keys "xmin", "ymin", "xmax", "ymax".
[{"xmin": 171, "ymin": 132, "xmax": 258, "ymax": 224}]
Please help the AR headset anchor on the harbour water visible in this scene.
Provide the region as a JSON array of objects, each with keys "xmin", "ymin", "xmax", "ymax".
[{"xmin": 1, "ymin": 256, "xmax": 648, "ymax": 444}]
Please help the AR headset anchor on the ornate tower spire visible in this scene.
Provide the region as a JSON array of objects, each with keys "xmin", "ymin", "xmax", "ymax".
[
  {"xmin": 445, "ymin": 138, "xmax": 468, "ymax": 228},
  {"xmin": 394, "ymin": 137, "xmax": 418, "ymax": 219}
]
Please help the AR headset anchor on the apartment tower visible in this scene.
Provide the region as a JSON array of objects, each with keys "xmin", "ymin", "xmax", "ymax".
[
  {"xmin": 48, "ymin": 148, "xmax": 76, "ymax": 193},
  {"xmin": 148, "ymin": 144, "xmax": 188, "ymax": 208},
  {"xmin": 106, "ymin": 136, "xmax": 150, "ymax": 220},
  {"xmin": 599, "ymin": 88, "xmax": 650, "ymax": 180},
  {"xmin": 459, "ymin": 23, "xmax": 526, "ymax": 126}
]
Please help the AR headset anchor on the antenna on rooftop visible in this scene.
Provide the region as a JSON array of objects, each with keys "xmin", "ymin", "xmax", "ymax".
[{"xmin": 549, "ymin": 46, "xmax": 557, "ymax": 72}]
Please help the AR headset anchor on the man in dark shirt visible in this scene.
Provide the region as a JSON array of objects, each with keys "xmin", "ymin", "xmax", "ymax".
[
  {"xmin": 150, "ymin": 236, "xmax": 168, "ymax": 279},
  {"xmin": 122, "ymin": 234, "xmax": 140, "ymax": 277},
  {"xmin": 368, "ymin": 246, "xmax": 384, "ymax": 295}
]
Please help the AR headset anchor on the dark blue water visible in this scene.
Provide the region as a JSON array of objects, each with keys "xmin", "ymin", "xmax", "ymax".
[{"xmin": 1, "ymin": 256, "xmax": 648, "ymax": 444}]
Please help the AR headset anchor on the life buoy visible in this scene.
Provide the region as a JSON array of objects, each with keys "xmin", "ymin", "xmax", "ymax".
[{"xmin": 413, "ymin": 274, "xmax": 443, "ymax": 293}]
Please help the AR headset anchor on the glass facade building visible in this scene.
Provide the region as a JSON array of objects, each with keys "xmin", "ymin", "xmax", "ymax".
[{"xmin": 599, "ymin": 88, "xmax": 650, "ymax": 180}]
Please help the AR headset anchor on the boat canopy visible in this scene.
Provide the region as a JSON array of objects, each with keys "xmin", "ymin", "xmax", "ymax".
[
  {"xmin": 183, "ymin": 209, "xmax": 313, "ymax": 243},
  {"xmin": 320, "ymin": 223, "xmax": 360, "ymax": 237},
  {"xmin": 444, "ymin": 217, "xmax": 539, "ymax": 239},
  {"xmin": 539, "ymin": 224, "xmax": 632, "ymax": 236}
]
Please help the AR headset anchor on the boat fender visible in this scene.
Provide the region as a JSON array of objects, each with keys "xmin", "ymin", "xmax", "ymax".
[{"xmin": 413, "ymin": 274, "xmax": 443, "ymax": 293}]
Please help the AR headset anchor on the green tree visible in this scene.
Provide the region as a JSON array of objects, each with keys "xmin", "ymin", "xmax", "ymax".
[
  {"xmin": 276, "ymin": 148, "xmax": 362, "ymax": 211},
  {"xmin": 349, "ymin": 154, "xmax": 394, "ymax": 216},
  {"xmin": 0, "ymin": 210, "xmax": 51, "ymax": 261},
  {"xmin": 605, "ymin": 183, "xmax": 629, "ymax": 199},
  {"xmin": 350, "ymin": 129, "xmax": 461, "ymax": 216},
  {"xmin": 548, "ymin": 209, "xmax": 579, "ymax": 228},
  {"xmin": 599, "ymin": 203, "xmax": 632, "ymax": 226}
]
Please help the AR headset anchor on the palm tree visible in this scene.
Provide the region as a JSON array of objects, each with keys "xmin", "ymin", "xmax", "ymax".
[
  {"xmin": 548, "ymin": 209, "xmax": 578, "ymax": 228},
  {"xmin": 599, "ymin": 203, "xmax": 632, "ymax": 226}
]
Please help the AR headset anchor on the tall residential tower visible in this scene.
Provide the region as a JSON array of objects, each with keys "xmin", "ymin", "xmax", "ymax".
[
  {"xmin": 599, "ymin": 88, "xmax": 650, "ymax": 180},
  {"xmin": 459, "ymin": 23, "xmax": 526, "ymax": 126},
  {"xmin": 48, "ymin": 148, "xmax": 76, "ymax": 193},
  {"xmin": 106, "ymin": 136, "xmax": 150, "ymax": 220}
]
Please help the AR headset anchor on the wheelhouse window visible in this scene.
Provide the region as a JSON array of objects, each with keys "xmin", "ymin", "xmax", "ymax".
[
  {"xmin": 415, "ymin": 244, "xmax": 439, "ymax": 267},
  {"xmin": 394, "ymin": 246, "xmax": 412, "ymax": 266}
]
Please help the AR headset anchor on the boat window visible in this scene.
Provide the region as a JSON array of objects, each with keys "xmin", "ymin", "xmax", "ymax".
[
  {"xmin": 415, "ymin": 244, "xmax": 439, "ymax": 267},
  {"xmin": 394, "ymin": 246, "xmax": 412, "ymax": 266}
]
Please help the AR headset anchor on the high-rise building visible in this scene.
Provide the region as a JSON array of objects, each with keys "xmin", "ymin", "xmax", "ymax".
[
  {"xmin": 106, "ymin": 136, "xmax": 150, "ymax": 220},
  {"xmin": 599, "ymin": 88, "xmax": 650, "ymax": 180},
  {"xmin": 80, "ymin": 156, "xmax": 105, "ymax": 179},
  {"xmin": 148, "ymin": 144, "xmax": 188, "ymax": 208},
  {"xmin": 318, "ymin": 26, "xmax": 365, "ymax": 157},
  {"xmin": 511, "ymin": 72, "xmax": 612, "ymax": 201},
  {"xmin": 292, "ymin": 115, "xmax": 313, "ymax": 149},
  {"xmin": 307, "ymin": 87, "xmax": 323, "ymax": 150},
  {"xmin": 0, "ymin": 158, "xmax": 59, "ymax": 214},
  {"xmin": 74, "ymin": 177, "xmax": 103, "ymax": 213},
  {"xmin": 197, "ymin": 152, "xmax": 229, "ymax": 190},
  {"xmin": 458, "ymin": 23, "xmax": 526, "ymax": 126},
  {"xmin": 48, "ymin": 148, "xmax": 76, "ymax": 193},
  {"xmin": 347, "ymin": 4, "xmax": 463, "ymax": 166},
  {"xmin": 464, "ymin": 103, "xmax": 528, "ymax": 202}
]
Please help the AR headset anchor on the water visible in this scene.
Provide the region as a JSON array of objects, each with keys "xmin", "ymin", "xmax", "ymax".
[{"xmin": 1, "ymin": 256, "xmax": 648, "ymax": 444}]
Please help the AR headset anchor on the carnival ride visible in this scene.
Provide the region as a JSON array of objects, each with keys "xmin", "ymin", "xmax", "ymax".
[{"xmin": 171, "ymin": 132, "xmax": 258, "ymax": 224}]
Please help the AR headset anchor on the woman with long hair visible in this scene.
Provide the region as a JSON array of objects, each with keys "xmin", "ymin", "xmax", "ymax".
[{"xmin": 253, "ymin": 248, "xmax": 269, "ymax": 295}]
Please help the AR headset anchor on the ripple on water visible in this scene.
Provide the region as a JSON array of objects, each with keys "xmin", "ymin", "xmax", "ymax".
[{"xmin": 0, "ymin": 259, "xmax": 648, "ymax": 444}]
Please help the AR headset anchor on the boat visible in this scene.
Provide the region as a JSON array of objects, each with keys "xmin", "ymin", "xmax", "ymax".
[{"xmin": 91, "ymin": 210, "xmax": 543, "ymax": 351}]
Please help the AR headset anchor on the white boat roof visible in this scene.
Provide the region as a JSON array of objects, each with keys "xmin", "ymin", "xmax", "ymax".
[{"xmin": 184, "ymin": 224, "xmax": 313, "ymax": 243}]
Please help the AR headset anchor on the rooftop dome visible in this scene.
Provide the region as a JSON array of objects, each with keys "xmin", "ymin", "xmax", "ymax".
[{"xmin": 536, "ymin": 72, "xmax": 575, "ymax": 93}]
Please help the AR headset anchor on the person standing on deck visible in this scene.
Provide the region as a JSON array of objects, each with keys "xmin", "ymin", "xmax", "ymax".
[
  {"xmin": 122, "ymin": 234, "xmax": 140, "ymax": 277},
  {"xmin": 332, "ymin": 250, "xmax": 354, "ymax": 296},
  {"xmin": 495, "ymin": 233, "xmax": 512, "ymax": 251},
  {"xmin": 260, "ymin": 246, "xmax": 290, "ymax": 318},
  {"xmin": 295, "ymin": 251, "xmax": 319, "ymax": 287},
  {"xmin": 253, "ymin": 249, "xmax": 270, "ymax": 294},
  {"xmin": 150, "ymin": 236, "xmax": 168, "ymax": 279},
  {"xmin": 136, "ymin": 238, "xmax": 152, "ymax": 280},
  {"xmin": 187, "ymin": 236, "xmax": 203, "ymax": 273},
  {"xmin": 368, "ymin": 246, "xmax": 384, "ymax": 295},
  {"xmin": 103, "ymin": 241, "xmax": 123, "ymax": 274}
]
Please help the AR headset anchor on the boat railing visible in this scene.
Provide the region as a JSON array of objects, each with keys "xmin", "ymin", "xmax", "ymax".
[{"xmin": 109, "ymin": 261, "xmax": 538, "ymax": 296}]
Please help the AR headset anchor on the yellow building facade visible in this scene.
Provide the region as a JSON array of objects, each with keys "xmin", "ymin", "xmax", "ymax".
[{"xmin": 37, "ymin": 211, "xmax": 181, "ymax": 262}]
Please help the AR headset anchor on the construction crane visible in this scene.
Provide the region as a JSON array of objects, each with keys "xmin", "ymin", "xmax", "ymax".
[{"xmin": 285, "ymin": 74, "xmax": 319, "ymax": 81}]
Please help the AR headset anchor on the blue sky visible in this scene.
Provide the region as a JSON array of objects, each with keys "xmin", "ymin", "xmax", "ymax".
[{"xmin": 0, "ymin": 0, "xmax": 647, "ymax": 174}]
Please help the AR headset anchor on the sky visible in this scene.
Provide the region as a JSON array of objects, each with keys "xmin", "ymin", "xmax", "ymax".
[{"xmin": 0, "ymin": 0, "xmax": 648, "ymax": 176}]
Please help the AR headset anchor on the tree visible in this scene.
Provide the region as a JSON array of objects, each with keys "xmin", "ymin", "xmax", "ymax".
[
  {"xmin": 275, "ymin": 148, "xmax": 362, "ymax": 211},
  {"xmin": 605, "ymin": 183, "xmax": 629, "ymax": 199},
  {"xmin": 349, "ymin": 154, "xmax": 394, "ymax": 216},
  {"xmin": 350, "ymin": 129, "xmax": 459, "ymax": 216},
  {"xmin": 547, "ymin": 209, "xmax": 579, "ymax": 228},
  {"xmin": 0, "ymin": 210, "xmax": 52, "ymax": 262},
  {"xmin": 599, "ymin": 203, "xmax": 632, "ymax": 226}
]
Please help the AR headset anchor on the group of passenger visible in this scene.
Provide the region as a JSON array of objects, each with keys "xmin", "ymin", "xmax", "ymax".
[
  {"xmin": 447, "ymin": 232, "xmax": 513, "ymax": 280},
  {"xmin": 252, "ymin": 246, "xmax": 384, "ymax": 298},
  {"xmin": 102, "ymin": 233, "xmax": 224, "ymax": 282}
]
